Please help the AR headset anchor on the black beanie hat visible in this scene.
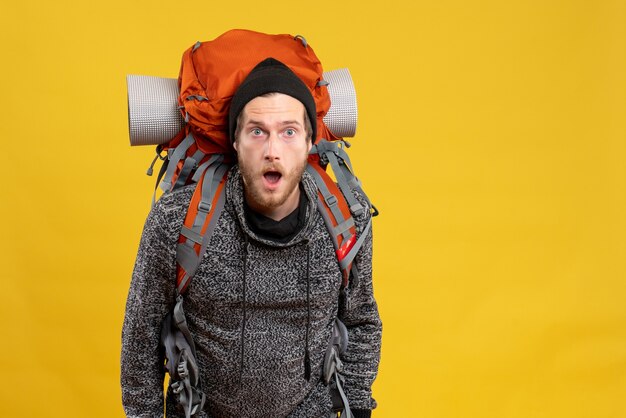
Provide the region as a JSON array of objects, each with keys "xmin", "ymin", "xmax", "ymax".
[{"xmin": 228, "ymin": 57, "xmax": 317, "ymax": 143}]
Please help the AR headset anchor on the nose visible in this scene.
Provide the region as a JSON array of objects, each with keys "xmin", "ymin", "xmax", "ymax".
[{"xmin": 264, "ymin": 132, "xmax": 281, "ymax": 161}]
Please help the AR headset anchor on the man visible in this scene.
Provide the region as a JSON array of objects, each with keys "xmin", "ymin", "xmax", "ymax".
[{"xmin": 121, "ymin": 58, "xmax": 382, "ymax": 417}]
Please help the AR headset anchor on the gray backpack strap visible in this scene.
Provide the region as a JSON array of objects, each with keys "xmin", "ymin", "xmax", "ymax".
[
  {"xmin": 311, "ymin": 139, "xmax": 378, "ymax": 217},
  {"xmin": 160, "ymin": 133, "xmax": 195, "ymax": 192},
  {"xmin": 312, "ymin": 140, "xmax": 362, "ymax": 216},
  {"xmin": 176, "ymin": 157, "xmax": 230, "ymax": 294},
  {"xmin": 174, "ymin": 149, "xmax": 206, "ymax": 190},
  {"xmin": 161, "ymin": 295, "xmax": 206, "ymax": 418},
  {"xmin": 305, "ymin": 164, "xmax": 353, "ymax": 245},
  {"xmin": 323, "ymin": 318, "xmax": 353, "ymax": 418},
  {"xmin": 337, "ymin": 216, "xmax": 372, "ymax": 272},
  {"xmin": 146, "ymin": 145, "xmax": 169, "ymax": 208},
  {"xmin": 161, "ymin": 158, "xmax": 231, "ymax": 417}
]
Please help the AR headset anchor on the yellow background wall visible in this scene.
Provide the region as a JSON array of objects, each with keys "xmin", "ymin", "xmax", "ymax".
[{"xmin": 1, "ymin": 0, "xmax": 625, "ymax": 417}]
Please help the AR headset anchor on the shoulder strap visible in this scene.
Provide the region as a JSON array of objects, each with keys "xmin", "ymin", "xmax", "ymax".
[
  {"xmin": 306, "ymin": 160, "xmax": 355, "ymax": 288},
  {"xmin": 307, "ymin": 139, "xmax": 377, "ymax": 290},
  {"xmin": 175, "ymin": 156, "xmax": 231, "ymax": 294}
]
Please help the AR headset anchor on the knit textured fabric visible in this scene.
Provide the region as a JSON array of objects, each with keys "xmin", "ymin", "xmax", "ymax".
[{"xmin": 121, "ymin": 166, "xmax": 381, "ymax": 417}]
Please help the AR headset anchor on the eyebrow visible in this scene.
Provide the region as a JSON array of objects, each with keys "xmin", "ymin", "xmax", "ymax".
[{"xmin": 245, "ymin": 119, "xmax": 303, "ymax": 127}]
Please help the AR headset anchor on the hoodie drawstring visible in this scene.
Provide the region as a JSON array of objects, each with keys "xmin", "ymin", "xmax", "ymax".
[
  {"xmin": 241, "ymin": 237, "xmax": 249, "ymax": 384},
  {"xmin": 304, "ymin": 241, "xmax": 312, "ymax": 381}
]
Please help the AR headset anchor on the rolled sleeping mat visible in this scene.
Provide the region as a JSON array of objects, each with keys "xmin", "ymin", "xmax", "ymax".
[{"xmin": 127, "ymin": 68, "xmax": 357, "ymax": 146}]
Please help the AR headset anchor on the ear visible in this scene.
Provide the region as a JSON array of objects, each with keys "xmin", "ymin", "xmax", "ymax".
[{"xmin": 233, "ymin": 139, "xmax": 239, "ymax": 153}]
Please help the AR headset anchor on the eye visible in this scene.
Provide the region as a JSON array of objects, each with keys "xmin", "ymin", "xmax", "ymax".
[
  {"xmin": 251, "ymin": 128, "xmax": 263, "ymax": 136},
  {"xmin": 284, "ymin": 128, "xmax": 296, "ymax": 137}
]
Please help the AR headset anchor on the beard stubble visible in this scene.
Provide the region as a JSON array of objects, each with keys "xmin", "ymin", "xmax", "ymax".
[{"xmin": 238, "ymin": 155, "xmax": 309, "ymax": 216}]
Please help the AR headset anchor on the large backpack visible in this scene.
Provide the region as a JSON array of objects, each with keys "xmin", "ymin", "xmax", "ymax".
[{"xmin": 129, "ymin": 29, "xmax": 376, "ymax": 418}]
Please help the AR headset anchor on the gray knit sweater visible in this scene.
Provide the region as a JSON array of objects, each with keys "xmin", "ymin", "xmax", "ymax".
[{"xmin": 121, "ymin": 166, "xmax": 381, "ymax": 418}]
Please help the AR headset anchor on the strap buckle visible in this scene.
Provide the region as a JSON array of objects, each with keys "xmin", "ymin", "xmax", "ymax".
[{"xmin": 198, "ymin": 201, "xmax": 212, "ymax": 213}]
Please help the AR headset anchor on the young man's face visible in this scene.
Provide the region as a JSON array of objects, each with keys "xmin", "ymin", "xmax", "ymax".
[{"xmin": 234, "ymin": 93, "xmax": 312, "ymax": 221}]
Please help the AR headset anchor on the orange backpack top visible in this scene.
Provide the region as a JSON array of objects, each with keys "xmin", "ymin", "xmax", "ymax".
[{"xmin": 176, "ymin": 29, "xmax": 339, "ymax": 155}]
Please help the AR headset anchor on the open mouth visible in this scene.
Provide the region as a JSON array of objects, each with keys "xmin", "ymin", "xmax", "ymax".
[{"xmin": 263, "ymin": 170, "xmax": 282, "ymax": 185}]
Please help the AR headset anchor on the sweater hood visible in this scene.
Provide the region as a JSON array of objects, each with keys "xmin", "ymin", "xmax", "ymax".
[{"xmin": 226, "ymin": 165, "xmax": 320, "ymax": 248}]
